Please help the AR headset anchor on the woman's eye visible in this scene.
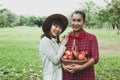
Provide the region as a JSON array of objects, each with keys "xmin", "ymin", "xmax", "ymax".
[
  {"xmin": 77, "ymin": 19, "xmax": 81, "ymax": 22},
  {"xmin": 72, "ymin": 19, "xmax": 75, "ymax": 22}
]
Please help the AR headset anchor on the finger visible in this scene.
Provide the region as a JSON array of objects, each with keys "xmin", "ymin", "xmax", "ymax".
[{"xmin": 69, "ymin": 70, "xmax": 74, "ymax": 73}]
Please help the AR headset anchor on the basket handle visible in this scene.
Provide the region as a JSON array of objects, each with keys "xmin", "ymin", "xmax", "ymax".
[
  {"xmin": 71, "ymin": 39, "xmax": 78, "ymax": 52},
  {"xmin": 71, "ymin": 39, "xmax": 79, "ymax": 59}
]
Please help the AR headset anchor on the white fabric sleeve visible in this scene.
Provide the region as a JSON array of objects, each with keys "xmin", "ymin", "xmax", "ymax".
[{"xmin": 40, "ymin": 38, "xmax": 66, "ymax": 64}]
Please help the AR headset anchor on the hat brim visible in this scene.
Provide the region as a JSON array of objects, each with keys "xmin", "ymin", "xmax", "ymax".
[{"xmin": 42, "ymin": 14, "xmax": 68, "ymax": 34}]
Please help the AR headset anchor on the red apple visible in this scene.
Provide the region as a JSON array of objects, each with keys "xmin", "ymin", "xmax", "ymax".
[
  {"xmin": 65, "ymin": 50, "xmax": 72, "ymax": 56},
  {"xmin": 81, "ymin": 51, "xmax": 86, "ymax": 55},
  {"xmin": 84, "ymin": 51, "xmax": 88, "ymax": 55},
  {"xmin": 67, "ymin": 55, "xmax": 73, "ymax": 60},
  {"xmin": 62, "ymin": 55, "xmax": 68, "ymax": 60},
  {"xmin": 78, "ymin": 54, "xmax": 85, "ymax": 60},
  {"xmin": 81, "ymin": 51, "xmax": 88, "ymax": 56},
  {"xmin": 63, "ymin": 55, "xmax": 73, "ymax": 60}
]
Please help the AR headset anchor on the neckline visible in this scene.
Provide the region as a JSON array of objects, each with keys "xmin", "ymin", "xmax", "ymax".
[{"xmin": 70, "ymin": 30, "xmax": 86, "ymax": 40}]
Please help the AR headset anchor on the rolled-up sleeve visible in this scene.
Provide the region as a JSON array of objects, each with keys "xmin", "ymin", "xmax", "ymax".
[{"xmin": 90, "ymin": 35, "xmax": 99, "ymax": 64}]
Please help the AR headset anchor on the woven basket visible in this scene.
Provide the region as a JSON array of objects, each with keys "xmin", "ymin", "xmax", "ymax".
[
  {"xmin": 61, "ymin": 58, "xmax": 90, "ymax": 65},
  {"xmin": 62, "ymin": 39, "xmax": 89, "ymax": 65}
]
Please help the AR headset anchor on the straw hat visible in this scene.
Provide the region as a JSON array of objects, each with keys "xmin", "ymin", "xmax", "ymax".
[{"xmin": 42, "ymin": 14, "xmax": 68, "ymax": 34}]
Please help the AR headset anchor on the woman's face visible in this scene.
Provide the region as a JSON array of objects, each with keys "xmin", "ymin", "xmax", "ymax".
[
  {"xmin": 49, "ymin": 24, "xmax": 62, "ymax": 38},
  {"xmin": 71, "ymin": 13, "xmax": 85, "ymax": 32}
]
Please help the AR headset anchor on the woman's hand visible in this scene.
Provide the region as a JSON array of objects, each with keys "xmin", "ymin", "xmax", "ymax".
[
  {"xmin": 60, "ymin": 34, "xmax": 69, "ymax": 46},
  {"xmin": 62, "ymin": 62, "xmax": 72, "ymax": 72},
  {"xmin": 67, "ymin": 64, "xmax": 85, "ymax": 73},
  {"xmin": 62, "ymin": 62, "xmax": 83, "ymax": 73}
]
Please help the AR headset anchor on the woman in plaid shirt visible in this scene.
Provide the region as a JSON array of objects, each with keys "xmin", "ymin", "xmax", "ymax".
[{"xmin": 62, "ymin": 10, "xmax": 99, "ymax": 80}]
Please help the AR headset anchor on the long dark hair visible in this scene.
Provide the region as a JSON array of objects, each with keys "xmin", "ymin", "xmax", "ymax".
[{"xmin": 41, "ymin": 18, "xmax": 63, "ymax": 43}]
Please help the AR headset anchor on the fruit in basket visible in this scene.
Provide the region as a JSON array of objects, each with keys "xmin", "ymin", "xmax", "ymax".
[
  {"xmin": 62, "ymin": 50, "xmax": 88, "ymax": 60},
  {"xmin": 62, "ymin": 55, "xmax": 73, "ymax": 60},
  {"xmin": 65, "ymin": 50, "xmax": 72, "ymax": 56},
  {"xmin": 77, "ymin": 51, "xmax": 88, "ymax": 60},
  {"xmin": 78, "ymin": 54, "xmax": 86, "ymax": 60},
  {"xmin": 62, "ymin": 55, "xmax": 68, "ymax": 59},
  {"xmin": 81, "ymin": 51, "xmax": 88, "ymax": 55},
  {"xmin": 62, "ymin": 50, "xmax": 73, "ymax": 60},
  {"xmin": 67, "ymin": 55, "xmax": 73, "ymax": 60}
]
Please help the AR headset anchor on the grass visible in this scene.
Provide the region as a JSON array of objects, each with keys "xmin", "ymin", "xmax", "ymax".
[
  {"xmin": 0, "ymin": 26, "xmax": 43, "ymax": 80},
  {"xmin": 0, "ymin": 26, "xmax": 120, "ymax": 80}
]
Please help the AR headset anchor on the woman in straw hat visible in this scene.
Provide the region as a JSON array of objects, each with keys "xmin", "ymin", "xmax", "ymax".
[{"xmin": 39, "ymin": 14, "xmax": 68, "ymax": 80}]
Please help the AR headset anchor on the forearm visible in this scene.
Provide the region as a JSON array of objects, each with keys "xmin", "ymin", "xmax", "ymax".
[{"xmin": 81, "ymin": 58, "xmax": 95, "ymax": 70}]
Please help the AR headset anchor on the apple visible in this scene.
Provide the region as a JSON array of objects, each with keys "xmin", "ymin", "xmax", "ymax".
[
  {"xmin": 84, "ymin": 51, "xmax": 88, "ymax": 55},
  {"xmin": 62, "ymin": 55, "xmax": 68, "ymax": 60},
  {"xmin": 81, "ymin": 51, "xmax": 86, "ymax": 55},
  {"xmin": 63, "ymin": 50, "xmax": 73, "ymax": 60},
  {"xmin": 81, "ymin": 51, "xmax": 88, "ymax": 56},
  {"xmin": 65, "ymin": 50, "xmax": 72, "ymax": 56},
  {"xmin": 67, "ymin": 55, "xmax": 73, "ymax": 60},
  {"xmin": 62, "ymin": 55, "xmax": 73, "ymax": 60},
  {"xmin": 78, "ymin": 54, "xmax": 85, "ymax": 60}
]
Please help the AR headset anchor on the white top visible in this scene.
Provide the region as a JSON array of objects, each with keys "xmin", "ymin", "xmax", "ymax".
[{"xmin": 39, "ymin": 36, "xmax": 66, "ymax": 80}]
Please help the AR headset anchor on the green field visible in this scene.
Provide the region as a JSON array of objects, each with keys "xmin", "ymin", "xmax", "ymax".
[{"xmin": 0, "ymin": 26, "xmax": 120, "ymax": 80}]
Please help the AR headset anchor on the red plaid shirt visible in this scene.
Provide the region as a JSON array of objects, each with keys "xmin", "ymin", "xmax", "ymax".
[{"xmin": 63, "ymin": 30, "xmax": 99, "ymax": 80}]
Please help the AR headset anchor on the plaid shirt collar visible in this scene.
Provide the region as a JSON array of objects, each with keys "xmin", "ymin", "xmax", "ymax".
[{"xmin": 69, "ymin": 29, "xmax": 86, "ymax": 40}]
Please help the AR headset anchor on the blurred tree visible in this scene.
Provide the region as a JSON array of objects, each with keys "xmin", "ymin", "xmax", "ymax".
[
  {"xmin": 0, "ymin": 13, "xmax": 8, "ymax": 27},
  {"xmin": 34, "ymin": 16, "xmax": 46, "ymax": 27},
  {"xmin": 0, "ymin": 8, "xmax": 17, "ymax": 27},
  {"xmin": 107, "ymin": 0, "xmax": 120, "ymax": 34},
  {"xmin": 25, "ymin": 16, "xmax": 36, "ymax": 27},
  {"xmin": 17, "ymin": 15, "xmax": 27, "ymax": 26},
  {"xmin": 79, "ymin": 1, "xmax": 101, "ymax": 28}
]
